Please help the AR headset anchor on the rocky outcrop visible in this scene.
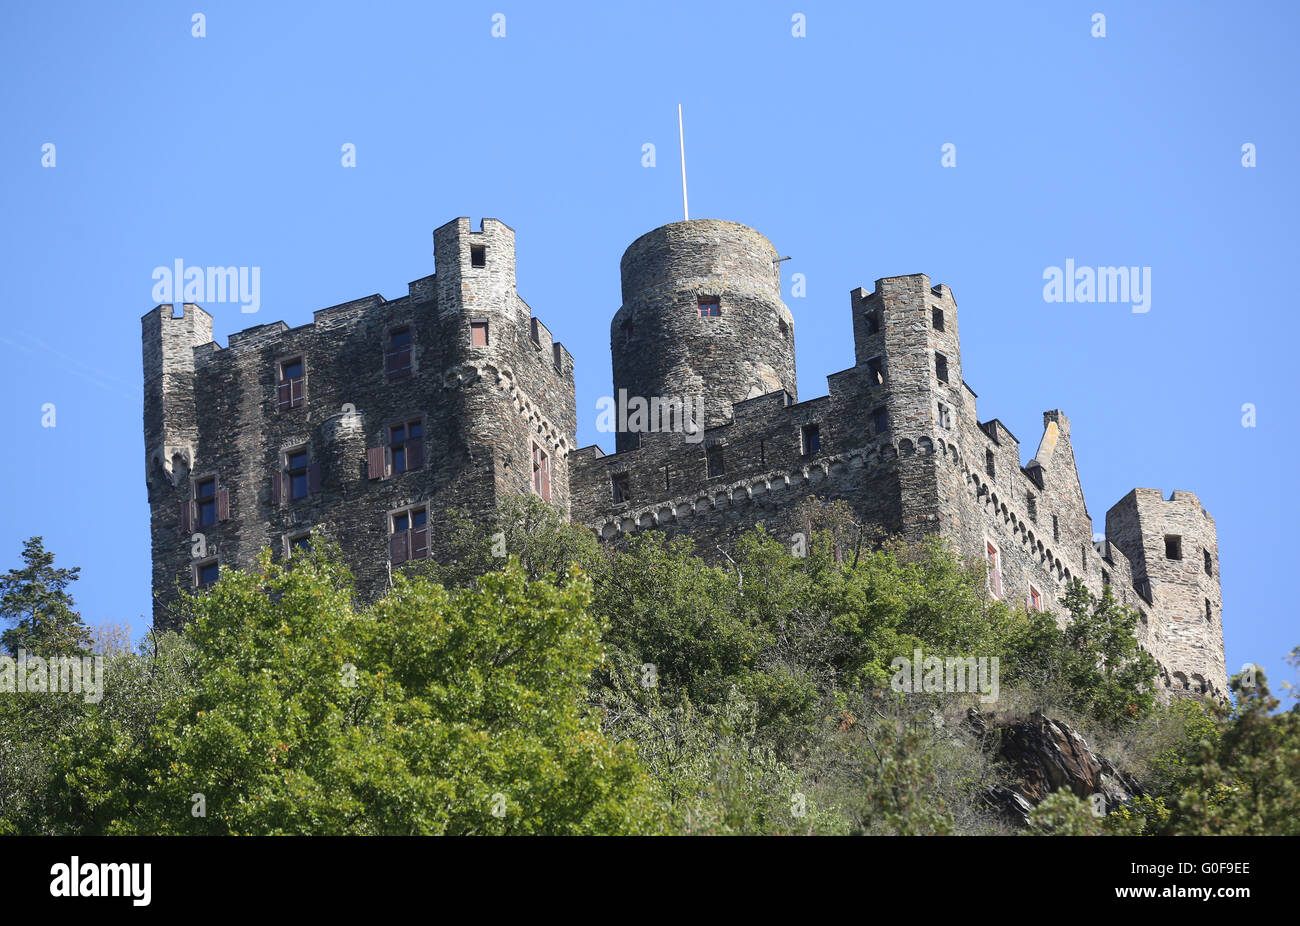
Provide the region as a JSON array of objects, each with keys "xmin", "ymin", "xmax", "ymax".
[{"xmin": 966, "ymin": 708, "xmax": 1143, "ymax": 825}]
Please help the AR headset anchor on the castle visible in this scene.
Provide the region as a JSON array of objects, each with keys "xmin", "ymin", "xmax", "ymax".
[{"xmin": 141, "ymin": 217, "xmax": 1228, "ymax": 697}]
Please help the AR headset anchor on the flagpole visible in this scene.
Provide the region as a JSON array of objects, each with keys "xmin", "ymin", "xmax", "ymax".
[{"xmin": 678, "ymin": 103, "xmax": 689, "ymax": 221}]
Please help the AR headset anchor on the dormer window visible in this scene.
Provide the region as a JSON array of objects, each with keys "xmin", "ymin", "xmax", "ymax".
[{"xmin": 697, "ymin": 298, "xmax": 721, "ymax": 317}]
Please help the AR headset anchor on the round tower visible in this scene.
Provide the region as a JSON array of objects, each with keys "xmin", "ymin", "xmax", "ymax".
[{"xmin": 611, "ymin": 219, "xmax": 796, "ymax": 452}]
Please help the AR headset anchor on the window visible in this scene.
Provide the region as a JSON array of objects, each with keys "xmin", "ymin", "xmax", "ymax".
[
  {"xmin": 932, "ymin": 307, "xmax": 944, "ymax": 331},
  {"xmin": 985, "ymin": 449, "xmax": 995, "ymax": 478},
  {"xmin": 779, "ymin": 318, "xmax": 789, "ymax": 339},
  {"xmin": 1028, "ymin": 585, "xmax": 1042, "ymax": 612},
  {"xmin": 288, "ymin": 450, "xmax": 310, "ymax": 500},
  {"xmin": 622, "ymin": 319, "xmax": 634, "ymax": 343},
  {"xmin": 1026, "ymin": 493, "xmax": 1037, "ymax": 523},
  {"xmin": 470, "ymin": 320, "xmax": 489, "ymax": 346},
  {"xmin": 470, "ymin": 244, "xmax": 486, "ymax": 268},
  {"xmin": 1165, "ymin": 535, "xmax": 1182, "ymax": 560},
  {"xmin": 195, "ymin": 559, "xmax": 219, "ymax": 589},
  {"xmin": 531, "ymin": 442, "xmax": 551, "ymax": 502},
  {"xmin": 1205, "ymin": 598, "xmax": 1212, "ymax": 621},
  {"xmin": 935, "ymin": 351, "xmax": 949, "ymax": 384},
  {"xmin": 389, "ymin": 507, "xmax": 429, "ymax": 564},
  {"xmin": 287, "ymin": 531, "xmax": 312, "ymax": 556},
  {"xmin": 196, "ymin": 477, "xmax": 218, "ymax": 527},
  {"xmin": 706, "ymin": 446, "xmax": 724, "ymax": 477},
  {"xmin": 867, "ymin": 357, "xmax": 884, "ymax": 386},
  {"xmin": 386, "ymin": 326, "xmax": 412, "ymax": 380},
  {"xmin": 1102, "ymin": 569, "xmax": 1111, "ymax": 589},
  {"xmin": 872, "ymin": 407, "xmax": 889, "ymax": 435},
  {"xmin": 698, "ymin": 298, "xmax": 721, "ymax": 317},
  {"xmin": 611, "ymin": 472, "xmax": 630, "ymax": 504},
  {"xmin": 1053, "ymin": 515, "xmax": 1060, "ymax": 543},
  {"xmin": 987, "ymin": 542, "xmax": 1002, "ymax": 599},
  {"xmin": 937, "ymin": 403, "xmax": 950, "ymax": 429},
  {"xmin": 865, "ymin": 309, "xmax": 880, "ymax": 334},
  {"xmin": 1203, "ymin": 548, "xmax": 1212, "ymax": 576},
  {"xmin": 530, "ymin": 317, "xmax": 541, "ymax": 345},
  {"xmin": 390, "ymin": 419, "xmax": 424, "ymax": 474},
  {"xmin": 801, "ymin": 423, "xmax": 821, "ymax": 455},
  {"xmin": 278, "ymin": 357, "xmax": 305, "ymax": 409}
]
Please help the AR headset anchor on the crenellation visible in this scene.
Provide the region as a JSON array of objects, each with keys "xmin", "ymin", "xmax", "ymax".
[{"xmin": 141, "ymin": 215, "xmax": 1227, "ymax": 700}]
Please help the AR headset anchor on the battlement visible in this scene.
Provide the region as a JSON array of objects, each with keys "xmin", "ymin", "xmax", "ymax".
[{"xmin": 141, "ymin": 214, "xmax": 1228, "ymax": 701}]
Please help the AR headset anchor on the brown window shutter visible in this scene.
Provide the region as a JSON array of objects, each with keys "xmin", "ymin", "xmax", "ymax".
[
  {"xmin": 390, "ymin": 531, "xmax": 409, "ymax": 565},
  {"xmin": 278, "ymin": 381, "xmax": 291, "ymax": 409},
  {"xmin": 217, "ymin": 487, "xmax": 230, "ymax": 522},
  {"xmin": 412, "ymin": 525, "xmax": 429, "ymax": 559},
  {"xmin": 291, "ymin": 378, "xmax": 305, "ymax": 406},
  {"xmin": 366, "ymin": 446, "xmax": 386, "ymax": 480},
  {"xmin": 179, "ymin": 499, "xmax": 192, "ymax": 534},
  {"xmin": 407, "ymin": 437, "xmax": 424, "ymax": 471},
  {"xmin": 308, "ymin": 462, "xmax": 322, "ymax": 495},
  {"xmin": 270, "ymin": 471, "xmax": 282, "ymax": 506}
]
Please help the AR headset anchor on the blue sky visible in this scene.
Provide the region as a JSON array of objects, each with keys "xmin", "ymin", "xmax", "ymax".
[{"xmin": 1, "ymin": 1, "xmax": 1295, "ymax": 696}]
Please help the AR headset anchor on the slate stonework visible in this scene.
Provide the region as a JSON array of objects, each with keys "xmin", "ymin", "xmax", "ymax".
[{"xmin": 142, "ymin": 216, "xmax": 1227, "ymax": 697}]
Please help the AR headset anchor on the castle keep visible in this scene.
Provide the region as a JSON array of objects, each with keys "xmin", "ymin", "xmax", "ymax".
[{"xmin": 142, "ymin": 216, "xmax": 1228, "ymax": 698}]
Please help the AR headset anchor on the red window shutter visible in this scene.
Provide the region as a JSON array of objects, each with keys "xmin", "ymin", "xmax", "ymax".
[
  {"xmin": 407, "ymin": 437, "xmax": 424, "ymax": 471},
  {"xmin": 412, "ymin": 525, "xmax": 429, "ymax": 559},
  {"xmin": 217, "ymin": 487, "xmax": 230, "ymax": 522},
  {"xmin": 278, "ymin": 381, "xmax": 291, "ymax": 409},
  {"xmin": 291, "ymin": 378, "xmax": 305, "ymax": 407},
  {"xmin": 390, "ymin": 531, "xmax": 409, "ymax": 565},
  {"xmin": 179, "ymin": 499, "xmax": 192, "ymax": 534},
  {"xmin": 271, "ymin": 471, "xmax": 282, "ymax": 506},
  {"xmin": 367, "ymin": 446, "xmax": 386, "ymax": 480},
  {"xmin": 308, "ymin": 462, "xmax": 322, "ymax": 495}
]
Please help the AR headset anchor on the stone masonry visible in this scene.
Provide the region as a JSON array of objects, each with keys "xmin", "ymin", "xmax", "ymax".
[{"xmin": 142, "ymin": 216, "xmax": 1227, "ymax": 697}]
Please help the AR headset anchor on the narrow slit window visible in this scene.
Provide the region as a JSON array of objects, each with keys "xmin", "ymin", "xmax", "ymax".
[
  {"xmin": 872, "ymin": 407, "xmax": 889, "ymax": 435},
  {"xmin": 531, "ymin": 442, "xmax": 551, "ymax": 502},
  {"xmin": 706, "ymin": 446, "xmax": 724, "ymax": 477},
  {"xmin": 386, "ymin": 327, "xmax": 412, "ymax": 379},
  {"xmin": 937, "ymin": 403, "xmax": 950, "ymax": 429},
  {"xmin": 196, "ymin": 477, "xmax": 217, "ymax": 527},
  {"xmin": 985, "ymin": 449, "xmax": 995, "ymax": 478},
  {"xmin": 932, "ymin": 307, "xmax": 944, "ymax": 331},
  {"xmin": 1203, "ymin": 548, "xmax": 1212, "ymax": 576},
  {"xmin": 935, "ymin": 351, "xmax": 949, "ymax": 384},
  {"xmin": 865, "ymin": 309, "xmax": 880, "ymax": 334},
  {"xmin": 867, "ymin": 357, "xmax": 884, "ymax": 386},
  {"xmin": 987, "ymin": 542, "xmax": 1002, "ymax": 599}
]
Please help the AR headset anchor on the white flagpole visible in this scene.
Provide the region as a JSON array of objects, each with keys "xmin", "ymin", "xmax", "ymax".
[{"xmin": 678, "ymin": 103, "xmax": 689, "ymax": 221}]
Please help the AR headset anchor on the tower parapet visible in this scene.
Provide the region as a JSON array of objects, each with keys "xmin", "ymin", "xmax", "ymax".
[{"xmin": 611, "ymin": 219, "xmax": 796, "ymax": 452}]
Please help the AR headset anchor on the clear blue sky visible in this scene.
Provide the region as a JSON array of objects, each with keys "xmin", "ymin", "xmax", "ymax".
[{"xmin": 1, "ymin": 1, "xmax": 1295, "ymax": 695}]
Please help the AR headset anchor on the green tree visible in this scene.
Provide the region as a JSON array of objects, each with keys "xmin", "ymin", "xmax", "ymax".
[
  {"xmin": 35, "ymin": 544, "xmax": 658, "ymax": 835},
  {"xmin": 0, "ymin": 537, "xmax": 90, "ymax": 656}
]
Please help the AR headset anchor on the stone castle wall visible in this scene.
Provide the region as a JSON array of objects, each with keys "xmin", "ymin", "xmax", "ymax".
[{"xmin": 142, "ymin": 216, "xmax": 1227, "ymax": 697}]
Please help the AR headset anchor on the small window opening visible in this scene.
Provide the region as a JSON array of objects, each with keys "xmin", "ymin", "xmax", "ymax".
[
  {"xmin": 531, "ymin": 442, "xmax": 551, "ymax": 502},
  {"xmin": 935, "ymin": 351, "xmax": 949, "ymax": 383},
  {"xmin": 470, "ymin": 320, "xmax": 489, "ymax": 347},
  {"xmin": 872, "ymin": 408, "xmax": 889, "ymax": 435},
  {"xmin": 288, "ymin": 450, "xmax": 310, "ymax": 501},
  {"xmin": 867, "ymin": 357, "xmax": 884, "ymax": 386},
  {"xmin": 706, "ymin": 446, "xmax": 725, "ymax": 477},
  {"xmin": 697, "ymin": 298, "xmax": 721, "ymax": 317},
  {"xmin": 932, "ymin": 307, "xmax": 944, "ymax": 331},
  {"xmin": 196, "ymin": 477, "xmax": 217, "ymax": 527},
  {"xmin": 985, "ymin": 449, "xmax": 995, "ymax": 478},
  {"xmin": 937, "ymin": 403, "xmax": 950, "ymax": 429},
  {"xmin": 865, "ymin": 309, "xmax": 880, "ymax": 334},
  {"xmin": 1203, "ymin": 548, "xmax": 1212, "ymax": 575},
  {"xmin": 470, "ymin": 245, "xmax": 486, "ymax": 268},
  {"xmin": 278, "ymin": 357, "xmax": 305, "ymax": 409},
  {"xmin": 611, "ymin": 472, "xmax": 631, "ymax": 504},
  {"xmin": 1165, "ymin": 535, "xmax": 1182, "ymax": 560},
  {"xmin": 801, "ymin": 423, "xmax": 821, "ymax": 455}
]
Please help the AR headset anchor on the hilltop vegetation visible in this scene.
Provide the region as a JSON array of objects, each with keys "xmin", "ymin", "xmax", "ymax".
[{"xmin": 1, "ymin": 500, "xmax": 1295, "ymax": 835}]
